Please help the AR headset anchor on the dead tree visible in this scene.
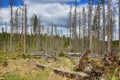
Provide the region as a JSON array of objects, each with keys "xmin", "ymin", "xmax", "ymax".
[
  {"xmin": 68, "ymin": 4, "xmax": 72, "ymax": 49},
  {"xmin": 78, "ymin": 12, "xmax": 81, "ymax": 52},
  {"xmin": 38, "ymin": 19, "xmax": 41, "ymax": 50},
  {"xmin": 82, "ymin": 8, "xmax": 86, "ymax": 51},
  {"xmin": 107, "ymin": 0, "xmax": 112, "ymax": 53},
  {"xmin": 92, "ymin": 7, "xmax": 98, "ymax": 52},
  {"xmin": 10, "ymin": 0, "xmax": 13, "ymax": 52},
  {"xmin": 88, "ymin": 0, "xmax": 93, "ymax": 51},
  {"xmin": 102, "ymin": 0, "xmax": 106, "ymax": 53},
  {"xmin": 118, "ymin": 0, "xmax": 120, "ymax": 52},
  {"xmin": 50, "ymin": 23, "xmax": 54, "ymax": 52},
  {"xmin": 97, "ymin": 0, "xmax": 101, "ymax": 54},
  {"xmin": 72, "ymin": 0, "xmax": 77, "ymax": 52},
  {"xmin": 23, "ymin": 5, "xmax": 27, "ymax": 54}
]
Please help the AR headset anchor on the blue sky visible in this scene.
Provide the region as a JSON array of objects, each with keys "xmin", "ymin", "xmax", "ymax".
[
  {"xmin": 0, "ymin": 0, "xmax": 108, "ymax": 8},
  {"xmin": 0, "ymin": 0, "xmax": 23, "ymax": 8},
  {"xmin": 67, "ymin": 0, "xmax": 108, "ymax": 5}
]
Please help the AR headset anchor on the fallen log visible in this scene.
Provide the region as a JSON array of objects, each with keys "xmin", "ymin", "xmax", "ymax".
[
  {"xmin": 35, "ymin": 64, "xmax": 89, "ymax": 79},
  {"xmin": 36, "ymin": 64, "xmax": 46, "ymax": 70},
  {"xmin": 53, "ymin": 69, "xmax": 89, "ymax": 79}
]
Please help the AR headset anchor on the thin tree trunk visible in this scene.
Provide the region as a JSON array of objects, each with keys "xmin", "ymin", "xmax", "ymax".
[
  {"xmin": 68, "ymin": 4, "xmax": 72, "ymax": 51},
  {"xmin": 107, "ymin": 0, "xmax": 112, "ymax": 53},
  {"xmin": 23, "ymin": 5, "xmax": 27, "ymax": 54},
  {"xmin": 78, "ymin": 12, "xmax": 81, "ymax": 52},
  {"xmin": 102, "ymin": 0, "xmax": 106, "ymax": 53},
  {"xmin": 82, "ymin": 8, "xmax": 86, "ymax": 51},
  {"xmin": 72, "ymin": 0, "xmax": 77, "ymax": 52},
  {"xmin": 88, "ymin": 0, "xmax": 93, "ymax": 51},
  {"xmin": 118, "ymin": 0, "xmax": 120, "ymax": 52},
  {"xmin": 10, "ymin": 0, "xmax": 13, "ymax": 52}
]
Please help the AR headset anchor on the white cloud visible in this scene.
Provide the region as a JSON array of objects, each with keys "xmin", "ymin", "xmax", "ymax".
[{"xmin": 27, "ymin": 3, "xmax": 69, "ymax": 27}]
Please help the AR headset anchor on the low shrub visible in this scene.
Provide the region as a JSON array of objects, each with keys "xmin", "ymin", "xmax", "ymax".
[{"xmin": 59, "ymin": 51, "xmax": 67, "ymax": 57}]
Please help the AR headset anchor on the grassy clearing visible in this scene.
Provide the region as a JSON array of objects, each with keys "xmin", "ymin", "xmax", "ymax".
[
  {"xmin": 1, "ymin": 52, "xmax": 119, "ymax": 80},
  {"xmin": 0, "ymin": 52, "xmax": 76, "ymax": 80}
]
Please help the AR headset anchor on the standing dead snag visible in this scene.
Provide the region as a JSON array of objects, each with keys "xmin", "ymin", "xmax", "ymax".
[
  {"xmin": 82, "ymin": 7, "xmax": 87, "ymax": 51},
  {"xmin": 88, "ymin": 0, "xmax": 93, "ymax": 52},
  {"xmin": 107, "ymin": 0, "xmax": 112, "ymax": 53},
  {"xmin": 23, "ymin": 5, "xmax": 27, "ymax": 54},
  {"xmin": 68, "ymin": 4, "xmax": 72, "ymax": 50},
  {"xmin": 102, "ymin": 0, "xmax": 107, "ymax": 53},
  {"xmin": 10, "ymin": 0, "xmax": 13, "ymax": 52},
  {"xmin": 71, "ymin": 0, "xmax": 77, "ymax": 52}
]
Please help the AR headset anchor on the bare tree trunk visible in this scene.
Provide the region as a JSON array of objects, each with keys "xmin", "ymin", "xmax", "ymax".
[
  {"xmin": 88, "ymin": 0, "xmax": 93, "ymax": 51},
  {"xmin": 118, "ymin": 0, "xmax": 120, "ymax": 52},
  {"xmin": 72, "ymin": 0, "xmax": 77, "ymax": 52},
  {"xmin": 21, "ymin": 7, "xmax": 24, "ymax": 51},
  {"xmin": 97, "ymin": 0, "xmax": 101, "ymax": 54},
  {"xmin": 23, "ymin": 5, "xmax": 27, "ymax": 54},
  {"xmin": 107, "ymin": 0, "xmax": 112, "ymax": 53},
  {"xmin": 102, "ymin": 0, "xmax": 106, "ymax": 53},
  {"xmin": 68, "ymin": 4, "xmax": 72, "ymax": 51},
  {"xmin": 10, "ymin": 0, "xmax": 13, "ymax": 52},
  {"xmin": 51, "ymin": 23, "xmax": 54, "ymax": 52},
  {"xmin": 82, "ymin": 8, "xmax": 86, "ymax": 52},
  {"xmin": 78, "ymin": 12, "xmax": 81, "ymax": 52},
  {"xmin": 38, "ymin": 19, "xmax": 41, "ymax": 50}
]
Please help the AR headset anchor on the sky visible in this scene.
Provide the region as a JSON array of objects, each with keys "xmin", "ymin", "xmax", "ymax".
[
  {"xmin": 0, "ymin": 0, "xmax": 23, "ymax": 8},
  {"xmin": 0, "ymin": 0, "xmax": 119, "ymax": 39}
]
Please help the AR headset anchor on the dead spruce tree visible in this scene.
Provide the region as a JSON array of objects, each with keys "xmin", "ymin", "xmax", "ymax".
[
  {"xmin": 78, "ymin": 11, "xmax": 81, "ymax": 52},
  {"xmin": 82, "ymin": 8, "xmax": 86, "ymax": 51},
  {"xmin": 88, "ymin": 0, "xmax": 93, "ymax": 51},
  {"xmin": 72, "ymin": 0, "xmax": 77, "ymax": 52},
  {"xmin": 10, "ymin": 0, "xmax": 13, "ymax": 52},
  {"xmin": 102, "ymin": 0, "xmax": 107, "ymax": 53},
  {"xmin": 107, "ymin": 0, "xmax": 112, "ymax": 53},
  {"xmin": 23, "ymin": 5, "xmax": 27, "ymax": 54},
  {"xmin": 118, "ymin": 0, "xmax": 120, "ymax": 52},
  {"xmin": 68, "ymin": 4, "xmax": 72, "ymax": 50}
]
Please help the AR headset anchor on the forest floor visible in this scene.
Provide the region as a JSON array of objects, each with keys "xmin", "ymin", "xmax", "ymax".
[{"xmin": 0, "ymin": 52, "xmax": 120, "ymax": 80}]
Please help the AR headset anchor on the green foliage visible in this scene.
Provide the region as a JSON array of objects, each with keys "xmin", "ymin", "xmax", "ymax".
[
  {"xmin": 21, "ymin": 54, "xmax": 31, "ymax": 59},
  {"xmin": 16, "ymin": 42, "xmax": 23, "ymax": 53},
  {"xmin": 71, "ymin": 58, "xmax": 76, "ymax": 65},
  {"xmin": 109, "ymin": 68, "xmax": 119, "ymax": 80},
  {"xmin": 4, "ymin": 73, "xmax": 24, "ymax": 80},
  {"xmin": 33, "ymin": 15, "xmax": 38, "ymax": 32},
  {"xmin": 59, "ymin": 51, "xmax": 67, "ymax": 57}
]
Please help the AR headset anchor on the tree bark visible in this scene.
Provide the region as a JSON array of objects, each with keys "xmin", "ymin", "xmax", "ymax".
[
  {"xmin": 88, "ymin": 0, "xmax": 93, "ymax": 51},
  {"xmin": 10, "ymin": 0, "xmax": 13, "ymax": 52},
  {"xmin": 107, "ymin": 0, "xmax": 112, "ymax": 53},
  {"xmin": 118, "ymin": 0, "xmax": 120, "ymax": 52}
]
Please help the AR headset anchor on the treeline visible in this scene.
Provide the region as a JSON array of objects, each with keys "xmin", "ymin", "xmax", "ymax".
[{"xmin": 0, "ymin": 32, "xmax": 70, "ymax": 53}]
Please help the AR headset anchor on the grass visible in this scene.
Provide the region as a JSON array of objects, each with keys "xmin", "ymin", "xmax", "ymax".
[
  {"xmin": 2, "ymin": 51, "xmax": 119, "ymax": 80},
  {"xmin": 4, "ymin": 72, "xmax": 24, "ymax": 80},
  {"xmin": 0, "ymin": 53, "xmax": 75, "ymax": 80}
]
